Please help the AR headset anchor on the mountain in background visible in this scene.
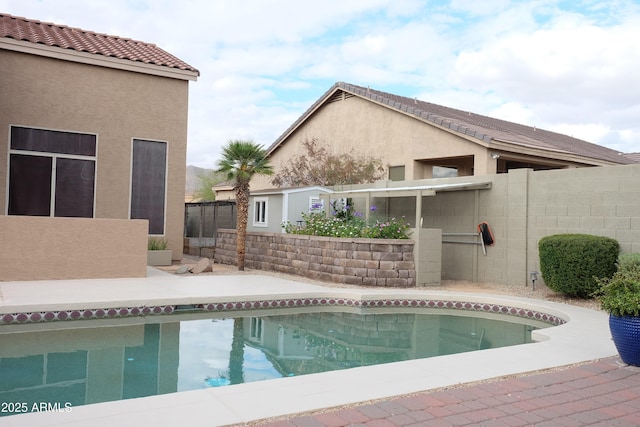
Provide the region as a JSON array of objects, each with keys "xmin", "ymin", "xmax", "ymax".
[{"xmin": 185, "ymin": 165, "xmax": 213, "ymax": 201}]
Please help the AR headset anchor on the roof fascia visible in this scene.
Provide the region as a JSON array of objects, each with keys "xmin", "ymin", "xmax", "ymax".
[
  {"xmin": 282, "ymin": 186, "xmax": 333, "ymax": 194},
  {"xmin": 329, "ymin": 181, "xmax": 491, "ymax": 198},
  {"xmin": 0, "ymin": 38, "xmax": 199, "ymax": 81},
  {"xmin": 250, "ymin": 186, "xmax": 334, "ymax": 196},
  {"xmin": 489, "ymin": 140, "xmax": 620, "ymax": 166}
]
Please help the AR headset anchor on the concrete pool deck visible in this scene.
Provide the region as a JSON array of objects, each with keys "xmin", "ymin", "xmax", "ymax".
[{"xmin": 0, "ymin": 268, "xmax": 621, "ymax": 426}]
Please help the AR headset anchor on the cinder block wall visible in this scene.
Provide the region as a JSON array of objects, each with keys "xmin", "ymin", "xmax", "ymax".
[
  {"xmin": 525, "ymin": 164, "xmax": 640, "ymax": 281},
  {"xmin": 215, "ymin": 230, "xmax": 417, "ymax": 287},
  {"xmin": 424, "ymin": 164, "xmax": 640, "ymax": 286}
]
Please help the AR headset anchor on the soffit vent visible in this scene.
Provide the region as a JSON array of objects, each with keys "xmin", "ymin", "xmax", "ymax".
[{"xmin": 326, "ymin": 90, "xmax": 354, "ymax": 104}]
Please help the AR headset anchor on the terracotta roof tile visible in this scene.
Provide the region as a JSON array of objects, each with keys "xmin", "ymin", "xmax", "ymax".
[{"xmin": 0, "ymin": 13, "xmax": 199, "ymax": 75}]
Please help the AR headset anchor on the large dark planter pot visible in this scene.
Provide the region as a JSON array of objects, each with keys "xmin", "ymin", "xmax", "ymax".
[{"xmin": 609, "ymin": 315, "xmax": 640, "ymax": 367}]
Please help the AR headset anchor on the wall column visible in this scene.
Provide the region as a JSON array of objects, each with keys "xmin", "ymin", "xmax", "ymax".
[{"xmin": 505, "ymin": 169, "xmax": 530, "ymax": 285}]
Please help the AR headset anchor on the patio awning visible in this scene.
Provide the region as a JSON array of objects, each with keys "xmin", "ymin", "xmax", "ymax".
[
  {"xmin": 318, "ymin": 180, "xmax": 492, "ymax": 225},
  {"xmin": 324, "ymin": 181, "xmax": 492, "ymax": 199}
]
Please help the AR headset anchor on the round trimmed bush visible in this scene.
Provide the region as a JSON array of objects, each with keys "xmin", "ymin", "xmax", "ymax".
[{"xmin": 538, "ymin": 234, "xmax": 619, "ymax": 298}]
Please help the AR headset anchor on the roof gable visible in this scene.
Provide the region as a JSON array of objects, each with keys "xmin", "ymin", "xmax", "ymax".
[
  {"xmin": 0, "ymin": 13, "xmax": 199, "ymax": 79},
  {"xmin": 268, "ymin": 81, "xmax": 630, "ymax": 165}
]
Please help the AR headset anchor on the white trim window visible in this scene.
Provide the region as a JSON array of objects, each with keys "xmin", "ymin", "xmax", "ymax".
[
  {"xmin": 253, "ymin": 197, "xmax": 268, "ymax": 227},
  {"xmin": 309, "ymin": 197, "xmax": 324, "ymax": 213}
]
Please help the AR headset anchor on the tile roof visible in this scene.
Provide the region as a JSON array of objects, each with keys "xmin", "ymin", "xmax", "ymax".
[
  {"xmin": 268, "ymin": 82, "xmax": 631, "ymax": 165},
  {"xmin": 623, "ymin": 153, "xmax": 640, "ymax": 163},
  {"xmin": 0, "ymin": 13, "xmax": 199, "ymax": 75}
]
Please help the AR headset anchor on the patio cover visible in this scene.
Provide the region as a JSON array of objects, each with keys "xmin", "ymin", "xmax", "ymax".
[{"xmin": 319, "ymin": 181, "xmax": 492, "ymax": 224}]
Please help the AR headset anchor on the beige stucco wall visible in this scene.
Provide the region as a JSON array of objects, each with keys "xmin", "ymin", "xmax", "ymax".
[
  {"xmin": 0, "ymin": 216, "xmax": 147, "ymax": 280},
  {"xmin": 0, "ymin": 50, "xmax": 189, "ymax": 259},
  {"xmin": 252, "ymin": 96, "xmax": 493, "ymax": 190}
]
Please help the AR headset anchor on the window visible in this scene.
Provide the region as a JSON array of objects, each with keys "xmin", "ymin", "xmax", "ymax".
[
  {"xmin": 7, "ymin": 126, "xmax": 96, "ymax": 217},
  {"xmin": 253, "ymin": 197, "xmax": 268, "ymax": 226},
  {"xmin": 249, "ymin": 317, "xmax": 263, "ymax": 340},
  {"xmin": 433, "ymin": 166, "xmax": 458, "ymax": 178},
  {"xmin": 389, "ymin": 165, "xmax": 405, "ymax": 181},
  {"xmin": 130, "ymin": 139, "xmax": 167, "ymax": 235},
  {"xmin": 309, "ymin": 197, "xmax": 325, "ymax": 213}
]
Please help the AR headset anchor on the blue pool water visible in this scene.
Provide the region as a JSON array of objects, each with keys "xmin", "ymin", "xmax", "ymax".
[{"xmin": 0, "ymin": 309, "xmax": 541, "ymax": 416}]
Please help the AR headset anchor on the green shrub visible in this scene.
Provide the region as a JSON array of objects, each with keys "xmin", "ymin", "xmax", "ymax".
[
  {"xmin": 148, "ymin": 237, "xmax": 169, "ymax": 250},
  {"xmin": 593, "ymin": 267, "xmax": 640, "ymax": 316},
  {"xmin": 538, "ymin": 234, "xmax": 619, "ymax": 298},
  {"xmin": 617, "ymin": 253, "xmax": 640, "ymax": 275}
]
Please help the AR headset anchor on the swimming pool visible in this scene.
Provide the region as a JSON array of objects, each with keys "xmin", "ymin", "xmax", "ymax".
[
  {"xmin": 0, "ymin": 274, "xmax": 615, "ymax": 426},
  {"xmin": 0, "ymin": 307, "xmax": 545, "ymax": 415}
]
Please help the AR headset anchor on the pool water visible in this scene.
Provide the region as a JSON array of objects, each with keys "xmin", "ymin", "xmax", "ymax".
[{"xmin": 0, "ymin": 310, "xmax": 539, "ymax": 415}]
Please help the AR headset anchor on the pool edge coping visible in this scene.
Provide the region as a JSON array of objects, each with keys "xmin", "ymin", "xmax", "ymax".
[{"xmin": 0, "ymin": 274, "xmax": 617, "ymax": 427}]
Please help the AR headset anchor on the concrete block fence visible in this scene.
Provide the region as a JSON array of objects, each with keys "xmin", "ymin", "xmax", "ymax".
[{"xmin": 215, "ymin": 229, "xmax": 416, "ymax": 287}]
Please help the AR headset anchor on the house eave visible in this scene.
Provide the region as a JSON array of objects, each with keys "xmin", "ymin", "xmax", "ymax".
[
  {"xmin": 250, "ymin": 186, "xmax": 334, "ymax": 196},
  {"xmin": 328, "ymin": 181, "xmax": 492, "ymax": 198},
  {"xmin": 490, "ymin": 139, "xmax": 624, "ymax": 166},
  {"xmin": 0, "ymin": 38, "xmax": 199, "ymax": 81}
]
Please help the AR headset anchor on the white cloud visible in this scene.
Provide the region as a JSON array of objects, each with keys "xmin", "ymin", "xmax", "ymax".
[{"xmin": 2, "ymin": 0, "xmax": 640, "ymax": 165}]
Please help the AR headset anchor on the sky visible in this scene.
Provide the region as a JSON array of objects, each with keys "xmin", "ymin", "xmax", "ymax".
[{"xmin": 3, "ymin": 0, "xmax": 640, "ymax": 168}]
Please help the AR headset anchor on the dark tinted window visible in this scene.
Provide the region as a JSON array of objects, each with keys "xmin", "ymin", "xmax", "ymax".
[
  {"xmin": 54, "ymin": 158, "xmax": 95, "ymax": 218},
  {"xmin": 11, "ymin": 126, "xmax": 96, "ymax": 156},
  {"xmin": 8, "ymin": 154, "xmax": 53, "ymax": 216},
  {"xmin": 131, "ymin": 139, "xmax": 167, "ymax": 234}
]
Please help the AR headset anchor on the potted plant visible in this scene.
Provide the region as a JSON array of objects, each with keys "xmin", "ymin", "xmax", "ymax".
[
  {"xmin": 594, "ymin": 253, "xmax": 640, "ymax": 366},
  {"xmin": 147, "ymin": 237, "xmax": 172, "ymax": 266}
]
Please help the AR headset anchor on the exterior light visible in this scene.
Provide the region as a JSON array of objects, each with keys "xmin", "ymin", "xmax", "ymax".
[{"xmin": 530, "ymin": 271, "xmax": 538, "ymax": 290}]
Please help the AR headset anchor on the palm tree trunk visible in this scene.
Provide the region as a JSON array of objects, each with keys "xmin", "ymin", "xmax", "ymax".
[
  {"xmin": 235, "ymin": 183, "xmax": 249, "ymax": 271},
  {"xmin": 228, "ymin": 317, "xmax": 245, "ymax": 385}
]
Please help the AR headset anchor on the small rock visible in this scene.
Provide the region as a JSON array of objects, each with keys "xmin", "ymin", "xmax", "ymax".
[
  {"xmin": 175, "ymin": 265, "xmax": 193, "ymax": 274},
  {"xmin": 191, "ymin": 258, "xmax": 212, "ymax": 274}
]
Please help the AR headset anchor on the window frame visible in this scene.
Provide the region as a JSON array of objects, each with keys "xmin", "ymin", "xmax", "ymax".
[
  {"xmin": 253, "ymin": 197, "xmax": 268, "ymax": 227},
  {"xmin": 129, "ymin": 138, "xmax": 168, "ymax": 236},
  {"xmin": 6, "ymin": 125, "xmax": 97, "ymax": 218},
  {"xmin": 388, "ymin": 165, "xmax": 405, "ymax": 181},
  {"xmin": 309, "ymin": 196, "xmax": 325, "ymax": 213}
]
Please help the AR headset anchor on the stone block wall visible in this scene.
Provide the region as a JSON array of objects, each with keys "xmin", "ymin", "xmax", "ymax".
[{"xmin": 215, "ymin": 230, "xmax": 416, "ymax": 287}]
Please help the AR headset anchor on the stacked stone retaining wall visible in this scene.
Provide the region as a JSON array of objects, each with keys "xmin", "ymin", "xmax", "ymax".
[{"xmin": 215, "ymin": 230, "xmax": 416, "ymax": 287}]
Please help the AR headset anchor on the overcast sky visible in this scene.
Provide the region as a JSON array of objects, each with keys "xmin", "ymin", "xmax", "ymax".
[{"xmin": 3, "ymin": 0, "xmax": 639, "ymax": 168}]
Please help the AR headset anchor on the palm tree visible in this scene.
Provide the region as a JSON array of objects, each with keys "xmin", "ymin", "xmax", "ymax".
[{"xmin": 216, "ymin": 140, "xmax": 273, "ymax": 271}]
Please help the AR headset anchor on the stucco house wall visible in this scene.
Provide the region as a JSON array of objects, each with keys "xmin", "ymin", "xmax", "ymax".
[
  {"xmin": 0, "ymin": 216, "xmax": 148, "ymax": 281},
  {"xmin": 252, "ymin": 82, "xmax": 632, "ymax": 193},
  {"xmin": 0, "ymin": 13, "xmax": 198, "ymax": 279},
  {"xmin": 272, "ymin": 95, "xmax": 489, "ymax": 183}
]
